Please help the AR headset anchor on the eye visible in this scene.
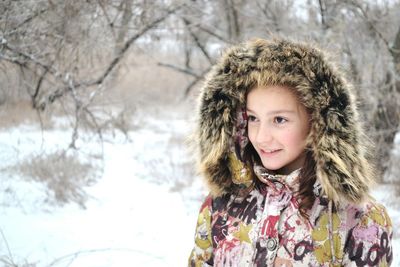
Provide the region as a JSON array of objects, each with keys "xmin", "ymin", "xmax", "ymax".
[
  {"xmin": 274, "ymin": 116, "xmax": 287, "ymax": 124},
  {"xmin": 248, "ymin": 115, "xmax": 257, "ymax": 122}
]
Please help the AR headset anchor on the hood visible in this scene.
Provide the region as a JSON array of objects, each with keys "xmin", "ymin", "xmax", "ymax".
[{"xmin": 196, "ymin": 38, "xmax": 373, "ymax": 203}]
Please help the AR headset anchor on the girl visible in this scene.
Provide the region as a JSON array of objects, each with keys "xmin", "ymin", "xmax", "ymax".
[{"xmin": 188, "ymin": 39, "xmax": 393, "ymax": 266}]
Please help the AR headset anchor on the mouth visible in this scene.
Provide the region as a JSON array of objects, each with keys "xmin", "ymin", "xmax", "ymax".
[{"xmin": 260, "ymin": 148, "xmax": 282, "ymax": 155}]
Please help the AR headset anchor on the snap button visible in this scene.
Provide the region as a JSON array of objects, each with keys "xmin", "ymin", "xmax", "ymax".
[
  {"xmin": 267, "ymin": 238, "xmax": 278, "ymax": 251},
  {"xmin": 221, "ymin": 213, "xmax": 228, "ymax": 224},
  {"xmin": 259, "ymin": 237, "xmax": 267, "ymax": 248}
]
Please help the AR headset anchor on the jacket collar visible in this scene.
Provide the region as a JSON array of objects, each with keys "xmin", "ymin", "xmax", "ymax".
[{"xmin": 253, "ymin": 164, "xmax": 301, "ymax": 194}]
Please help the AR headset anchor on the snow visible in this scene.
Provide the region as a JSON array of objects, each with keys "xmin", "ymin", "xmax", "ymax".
[
  {"xmin": 0, "ymin": 113, "xmax": 399, "ymax": 266},
  {"xmin": 0, "ymin": 115, "xmax": 206, "ymax": 266}
]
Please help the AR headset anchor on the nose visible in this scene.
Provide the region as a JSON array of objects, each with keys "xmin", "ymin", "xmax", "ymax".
[{"xmin": 255, "ymin": 122, "xmax": 273, "ymax": 145}]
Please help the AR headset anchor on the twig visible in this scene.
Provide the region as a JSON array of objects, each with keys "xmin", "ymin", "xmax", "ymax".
[
  {"xmin": 0, "ymin": 227, "xmax": 14, "ymax": 264},
  {"xmin": 66, "ymin": 74, "xmax": 82, "ymax": 149},
  {"xmin": 390, "ymin": 26, "xmax": 400, "ymax": 67},
  {"xmin": 348, "ymin": 1, "xmax": 391, "ymax": 51},
  {"xmin": 157, "ymin": 62, "xmax": 200, "ymax": 78},
  {"xmin": 32, "ymin": 63, "xmax": 51, "ymax": 108},
  {"xmin": 99, "ymin": 4, "xmax": 184, "ymax": 85},
  {"xmin": 182, "ymin": 18, "xmax": 214, "ymax": 65},
  {"xmin": 3, "ymin": 43, "xmax": 59, "ymax": 77},
  {"xmin": 96, "ymin": 0, "xmax": 117, "ymax": 39},
  {"xmin": 12, "ymin": 7, "xmax": 49, "ymax": 32},
  {"xmin": 318, "ymin": 0, "xmax": 328, "ymax": 29},
  {"xmin": 184, "ymin": 66, "xmax": 211, "ymax": 98},
  {"xmin": 196, "ymin": 24, "xmax": 231, "ymax": 44}
]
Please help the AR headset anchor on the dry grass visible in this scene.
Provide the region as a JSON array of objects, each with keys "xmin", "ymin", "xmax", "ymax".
[
  {"xmin": 138, "ymin": 132, "xmax": 196, "ymax": 192},
  {"xmin": 0, "ymin": 48, "xmax": 202, "ymax": 129},
  {"xmin": 0, "ymin": 99, "xmax": 75, "ymax": 130},
  {"xmin": 15, "ymin": 151, "xmax": 97, "ymax": 208},
  {"xmin": 0, "ymin": 101, "xmax": 42, "ymax": 129}
]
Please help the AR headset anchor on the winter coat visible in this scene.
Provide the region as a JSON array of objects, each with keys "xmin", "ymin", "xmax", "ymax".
[{"xmin": 188, "ymin": 39, "xmax": 393, "ymax": 266}]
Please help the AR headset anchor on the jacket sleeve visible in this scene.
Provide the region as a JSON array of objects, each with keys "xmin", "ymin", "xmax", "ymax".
[
  {"xmin": 188, "ymin": 195, "xmax": 214, "ymax": 267},
  {"xmin": 342, "ymin": 203, "xmax": 393, "ymax": 266}
]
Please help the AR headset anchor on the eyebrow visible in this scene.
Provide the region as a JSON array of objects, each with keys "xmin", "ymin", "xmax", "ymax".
[{"xmin": 246, "ymin": 108, "xmax": 296, "ymax": 115}]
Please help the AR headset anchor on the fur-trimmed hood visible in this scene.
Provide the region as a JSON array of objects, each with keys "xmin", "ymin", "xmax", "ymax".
[{"xmin": 196, "ymin": 38, "xmax": 374, "ymax": 203}]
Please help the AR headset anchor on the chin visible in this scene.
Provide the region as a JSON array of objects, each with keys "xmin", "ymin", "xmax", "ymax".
[{"xmin": 260, "ymin": 161, "xmax": 284, "ymax": 172}]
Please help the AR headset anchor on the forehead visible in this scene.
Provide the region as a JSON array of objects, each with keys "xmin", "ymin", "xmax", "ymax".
[{"xmin": 246, "ymin": 85, "xmax": 301, "ymax": 109}]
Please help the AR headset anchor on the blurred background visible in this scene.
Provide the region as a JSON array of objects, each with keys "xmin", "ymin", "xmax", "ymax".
[{"xmin": 0, "ymin": 0, "xmax": 399, "ymax": 266}]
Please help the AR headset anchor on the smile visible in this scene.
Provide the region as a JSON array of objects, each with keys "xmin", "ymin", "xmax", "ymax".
[{"xmin": 260, "ymin": 148, "xmax": 281, "ymax": 155}]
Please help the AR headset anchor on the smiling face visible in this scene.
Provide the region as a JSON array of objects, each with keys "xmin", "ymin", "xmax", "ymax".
[{"xmin": 246, "ymin": 85, "xmax": 311, "ymax": 175}]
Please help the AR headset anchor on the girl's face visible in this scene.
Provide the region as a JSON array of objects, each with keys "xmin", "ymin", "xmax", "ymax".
[{"xmin": 246, "ymin": 85, "xmax": 310, "ymax": 175}]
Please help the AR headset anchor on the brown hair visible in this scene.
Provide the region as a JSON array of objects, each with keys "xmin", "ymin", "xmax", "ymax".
[{"xmin": 297, "ymin": 150, "xmax": 317, "ymax": 217}]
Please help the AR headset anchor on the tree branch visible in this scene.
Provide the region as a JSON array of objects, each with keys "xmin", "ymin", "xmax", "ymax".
[
  {"xmin": 32, "ymin": 65, "xmax": 50, "ymax": 104},
  {"xmin": 39, "ymin": 4, "xmax": 184, "ymax": 110},
  {"xmin": 3, "ymin": 43, "xmax": 59, "ymax": 78},
  {"xmin": 349, "ymin": 1, "xmax": 391, "ymax": 51},
  {"xmin": 95, "ymin": 4, "xmax": 184, "ymax": 85},
  {"xmin": 184, "ymin": 67, "xmax": 211, "ymax": 97},
  {"xmin": 12, "ymin": 6, "xmax": 49, "ymax": 32},
  {"xmin": 182, "ymin": 18, "xmax": 214, "ymax": 65},
  {"xmin": 157, "ymin": 62, "xmax": 200, "ymax": 78},
  {"xmin": 96, "ymin": 0, "xmax": 117, "ymax": 39},
  {"xmin": 196, "ymin": 24, "xmax": 231, "ymax": 44},
  {"xmin": 0, "ymin": 228, "xmax": 14, "ymax": 265},
  {"xmin": 390, "ymin": 25, "xmax": 400, "ymax": 71},
  {"xmin": 318, "ymin": 0, "xmax": 328, "ymax": 29}
]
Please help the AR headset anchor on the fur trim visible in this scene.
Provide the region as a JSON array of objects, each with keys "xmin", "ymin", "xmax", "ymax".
[{"xmin": 196, "ymin": 38, "xmax": 373, "ymax": 203}]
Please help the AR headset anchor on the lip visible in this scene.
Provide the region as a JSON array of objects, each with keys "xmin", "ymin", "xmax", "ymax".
[{"xmin": 259, "ymin": 148, "xmax": 282, "ymax": 156}]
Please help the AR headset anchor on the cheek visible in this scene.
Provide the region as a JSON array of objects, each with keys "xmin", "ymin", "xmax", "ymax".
[{"xmin": 281, "ymin": 129, "xmax": 308, "ymax": 149}]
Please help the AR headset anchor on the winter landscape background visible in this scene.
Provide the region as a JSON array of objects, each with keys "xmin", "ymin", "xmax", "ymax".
[{"xmin": 1, "ymin": 1, "xmax": 400, "ymax": 266}]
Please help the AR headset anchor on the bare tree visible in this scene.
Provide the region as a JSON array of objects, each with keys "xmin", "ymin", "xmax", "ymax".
[
  {"xmin": 339, "ymin": 0, "xmax": 400, "ymax": 178},
  {"xmin": 0, "ymin": 0, "xmax": 182, "ymax": 147}
]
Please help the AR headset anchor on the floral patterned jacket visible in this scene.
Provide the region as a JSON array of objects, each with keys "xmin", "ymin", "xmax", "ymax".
[{"xmin": 188, "ymin": 170, "xmax": 393, "ymax": 266}]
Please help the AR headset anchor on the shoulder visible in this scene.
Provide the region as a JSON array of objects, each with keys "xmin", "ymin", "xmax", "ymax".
[
  {"xmin": 199, "ymin": 188, "xmax": 262, "ymax": 221},
  {"xmin": 199, "ymin": 195, "xmax": 213, "ymax": 211},
  {"xmin": 343, "ymin": 200, "xmax": 393, "ymax": 265},
  {"xmin": 198, "ymin": 193, "xmax": 229, "ymax": 212},
  {"xmin": 335, "ymin": 198, "xmax": 392, "ymax": 229},
  {"xmin": 358, "ymin": 201, "xmax": 392, "ymax": 229},
  {"xmin": 347, "ymin": 200, "xmax": 392, "ymax": 237},
  {"xmin": 342, "ymin": 200, "xmax": 392, "ymax": 239},
  {"xmin": 197, "ymin": 192, "xmax": 234, "ymax": 216}
]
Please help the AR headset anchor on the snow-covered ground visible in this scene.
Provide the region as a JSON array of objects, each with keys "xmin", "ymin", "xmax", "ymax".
[
  {"xmin": 0, "ymin": 111, "xmax": 207, "ymax": 266},
  {"xmin": 0, "ymin": 111, "xmax": 398, "ymax": 266}
]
